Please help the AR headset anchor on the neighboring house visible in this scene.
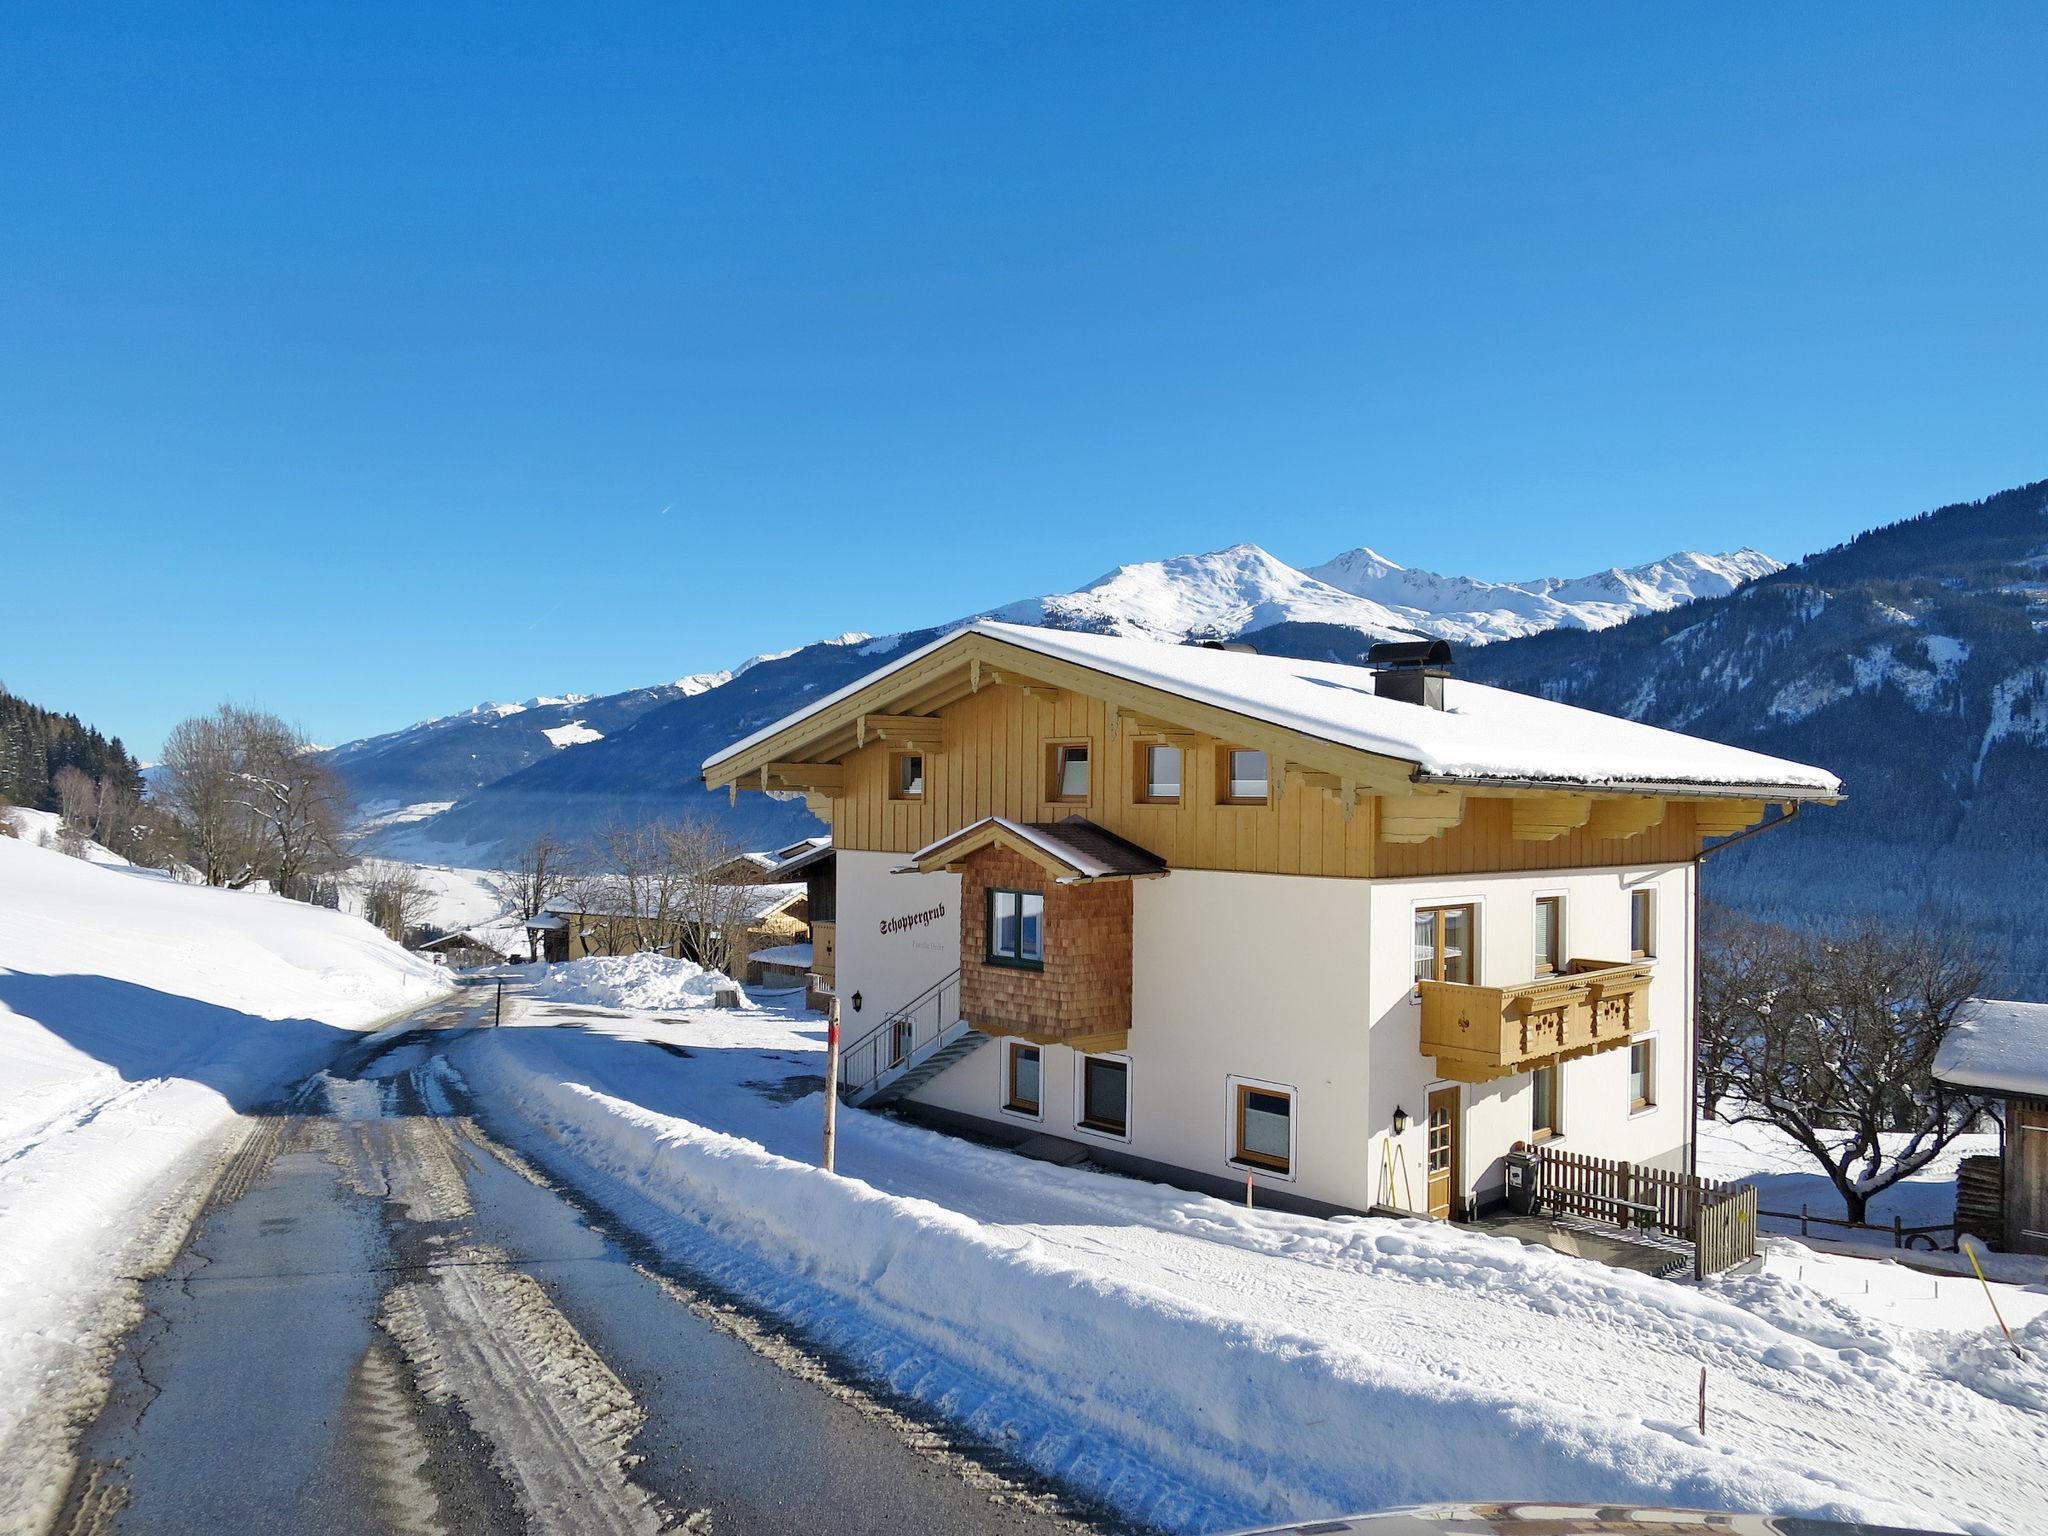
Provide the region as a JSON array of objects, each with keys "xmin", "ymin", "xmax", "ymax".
[
  {"xmin": 1934, "ymin": 998, "xmax": 2048, "ymax": 1257},
  {"xmin": 702, "ymin": 621, "xmax": 1840, "ymax": 1219},
  {"xmin": 525, "ymin": 879, "xmax": 807, "ymax": 973},
  {"xmin": 415, "ymin": 930, "xmax": 523, "ymax": 967},
  {"xmin": 765, "ymin": 839, "xmax": 836, "ymax": 1009},
  {"xmin": 708, "ymin": 836, "xmax": 830, "ymax": 885}
]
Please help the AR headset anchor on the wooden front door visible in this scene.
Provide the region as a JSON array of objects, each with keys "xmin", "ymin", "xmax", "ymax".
[{"xmin": 1426, "ymin": 1086, "xmax": 1460, "ymax": 1219}]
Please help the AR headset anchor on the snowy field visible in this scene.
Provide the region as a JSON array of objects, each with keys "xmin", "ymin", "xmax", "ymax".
[
  {"xmin": 457, "ymin": 975, "xmax": 2048, "ymax": 1536},
  {"xmin": 0, "ymin": 833, "xmax": 451, "ymax": 1506}
]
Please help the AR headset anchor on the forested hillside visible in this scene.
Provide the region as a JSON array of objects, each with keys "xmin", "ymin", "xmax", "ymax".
[
  {"xmin": 1441, "ymin": 481, "xmax": 2048, "ymax": 997},
  {"xmin": 0, "ymin": 688, "xmax": 145, "ymax": 815}
]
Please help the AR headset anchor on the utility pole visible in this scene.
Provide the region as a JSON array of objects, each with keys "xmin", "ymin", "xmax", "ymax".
[{"xmin": 822, "ymin": 997, "xmax": 841, "ymax": 1173}]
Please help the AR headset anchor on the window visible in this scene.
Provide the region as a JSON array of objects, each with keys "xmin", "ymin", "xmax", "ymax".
[
  {"xmin": 1413, "ymin": 903, "xmax": 1476, "ymax": 985},
  {"xmin": 1531, "ymin": 1063, "xmax": 1560, "ymax": 1140},
  {"xmin": 1232, "ymin": 1083, "xmax": 1293, "ymax": 1174},
  {"xmin": 891, "ymin": 752, "xmax": 925, "ymax": 801},
  {"xmin": 1139, "ymin": 742, "xmax": 1182, "ymax": 803},
  {"xmin": 1079, "ymin": 1056, "xmax": 1129, "ymax": 1136},
  {"xmin": 1219, "ymin": 747, "xmax": 1269, "ymax": 804},
  {"xmin": 1533, "ymin": 896, "xmax": 1563, "ymax": 975},
  {"xmin": 986, "ymin": 888, "xmax": 1045, "ymax": 968},
  {"xmin": 1630, "ymin": 889, "xmax": 1656, "ymax": 959},
  {"xmin": 1005, "ymin": 1041, "xmax": 1042, "ymax": 1117},
  {"xmin": 1629, "ymin": 1039, "xmax": 1655, "ymax": 1111},
  {"xmin": 1427, "ymin": 1101, "xmax": 1453, "ymax": 1176},
  {"xmin": 1048, "ymin": 742, "xmax": 1090, "ymax": 802}
]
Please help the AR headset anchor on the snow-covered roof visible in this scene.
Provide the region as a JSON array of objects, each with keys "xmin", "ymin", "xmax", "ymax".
[
  {"xmin": 524, "ymin": 912, "xmax": 569, "ymax": 931},
  {"xmin": 903, "ymin": 815, "xmax": 1169, "ymax": 882},
  {"xmin": 749, "ymin": 942, "xmax": 814, "ymax": 970},
  {"xmin": 1933, "ymin": 998, "xmax": 2048, "ymax": 1098},
  {"xmin": 704, "ymin": 620, "xmax": 1841, "ymax": 799},
  {"xmin": 543, "ymin": 880, "xmax": 805, "ymax": 923}
]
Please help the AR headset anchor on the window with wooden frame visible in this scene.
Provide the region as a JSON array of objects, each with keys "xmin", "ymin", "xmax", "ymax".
[
  {"xmin": 1412, "ymin": 903, "xmax": 1477, "ymax": 985},
  {"xmin": 1531, "ymin": 1062, "xmax": 1561, "ymax": 1140},
  {"xmin": 1136, "ymin": 741, "xmax": 1182, "ymax": 804},
  {"xmin": 1628, "ymin": 1039, "xmax": 1655, "ymax": 1111},
  {"xmin": 1217, "ymin": 746, "xmax": 1269, "ymax": 805},
  {"xmin": 1630, "ymin": 888, "xmax": 1656, "ymax": 959},
  {"xmin": 985, "ymin": 888, "xmax": 1045, "ymax": 969},
  {"xmin": 1005, "ymin": 1041, "xmax": 1042, "ymax": 1117},
  {"xmin": 1532, "ymin": 895, "xmax": 1564, "ymax": 975},
  {"xmin": 1077, "ymin": 1055, "xmax": 1129, "ymax": 1137},
  {"xmin": 890, "ymin": 751, "xmax": 925, "ymax": 801},
  {"xmin": 1230, "ymin": 1082, "xmax": 1293, "ymax": 1174},
  {"xmin": 1046, "ymin": 741, "xmax": 1091, "ymax": 803}
]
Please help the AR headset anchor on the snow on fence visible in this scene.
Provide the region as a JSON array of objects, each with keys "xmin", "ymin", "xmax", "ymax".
[{"xmin": 1535, "ymin": 1145, "xmax": 1757, "ymax": 1278}]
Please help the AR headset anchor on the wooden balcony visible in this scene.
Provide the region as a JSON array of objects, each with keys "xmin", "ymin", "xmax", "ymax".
[{"xmin": 1418, "ymin": 958, "xmax": 1653, "ymax": 1084}]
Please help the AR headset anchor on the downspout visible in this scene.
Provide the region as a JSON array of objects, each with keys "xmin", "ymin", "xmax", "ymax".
[{"xmin": 1687, "ymin": 803, "xmax": 1801, "ymax": 1179}]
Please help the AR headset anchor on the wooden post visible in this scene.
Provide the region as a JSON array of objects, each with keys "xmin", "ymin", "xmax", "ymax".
[
  {"xmin": 1697, "ymin": 1366, "xmax": 1707, "ymax": 1434},
  {"xmin": 822, "ymin": 999, "xmax": 841, "ymax": 1174},
  {"xmin": 495, "ymin": 979, "xmax": 503, "ymax": 1028},
  {"xmin": 1961, "ymin": 1238, "xmax": 2025, "ymax": 1361},
  {"xmin": 1246, "ymin": 1168, "xmax": 1255, "ymax": 1208}
]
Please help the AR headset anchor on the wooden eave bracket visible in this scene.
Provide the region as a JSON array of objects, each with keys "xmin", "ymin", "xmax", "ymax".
[
  {"xmin": 759, "ymin": 761, "xmax": 845, "ymax": 794},
  {"xmin": 1379, "ymin": 789, "xmax": 1467, "ymax": 843},
  {"xmin": 1693, "ymin": 798, "xmax": 1770, "ymax": 838},
  {"xmin": 857, "ymin": 713, "xmax": 947, "ymax": 752},
  {"xmin": 1511, "ymin": 794, "xmax": 1594, "ymax": 842},
  {"xmin": 1586, "ymin": 796, "xmax": 1667, "ymax": 841}
]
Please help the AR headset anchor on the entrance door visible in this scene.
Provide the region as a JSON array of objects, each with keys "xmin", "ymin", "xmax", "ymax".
[{"xmin": 1426, "ymin": 1086, "xmax": 1460, "ymax": 1219}]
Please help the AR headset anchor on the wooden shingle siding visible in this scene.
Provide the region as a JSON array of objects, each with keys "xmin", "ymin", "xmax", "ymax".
[
  {"xmin": 958, "ymin": 846, "xmax": 1133, "ymax": 1047},
  {"xmin": 832, "ymin": 682, "xmax": 1698, "ymax": 878}
]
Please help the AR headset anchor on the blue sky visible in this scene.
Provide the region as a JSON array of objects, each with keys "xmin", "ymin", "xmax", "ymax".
[{"xmin": 4, "ymin": 4, "xmax": 2045, "ymax": 756}]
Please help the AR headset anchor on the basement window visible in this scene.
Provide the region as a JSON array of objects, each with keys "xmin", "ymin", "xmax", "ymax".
[
  {"xmin": 891, "ymin": 752, "xmax": 925, "ymax": 801},
  {"xmin": 1004, "ymin": 1041, "xmax": 1042, "ymax": 1118},
  {"xmin": 987, "ymin": 888, "xmax": 1045, "ymax": 969},
  {"xmin": 1219, "ymin": 748, "xmax": 1269, "ymax": 805},
  {"xmin": 1078, "ymin": 1055, "xmax": 1130, "ymax": 1138},
  {"xmin": 1231, "ymin": 1081, "xmax": 1294, "ymax": 1176},
  {"xmin": 1048, "ymin": 742, "xmax": 1091, "ymax": 803}
]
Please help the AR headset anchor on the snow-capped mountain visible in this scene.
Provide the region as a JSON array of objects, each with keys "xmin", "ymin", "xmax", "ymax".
[
  {"xmin": 978, "ymin": 542, "xmax": 1782, "ymax": 649},
  {"xmin": 1303, "ymin": 545, "xmax": 1783, "ymax": 643}
]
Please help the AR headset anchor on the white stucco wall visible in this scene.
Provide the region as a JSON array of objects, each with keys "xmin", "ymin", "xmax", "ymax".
[
  {"xmin": 859, "ymin": 844, "xmax": 1696, "ymax": 1217},
  {"xmin": 908, "ymin": 868, "xmax": 1380, "ymax": 1210},
  {"xmin": 833, "ymin": 850, "xmax": 960, "ymax": 1038},
  {"xmin": 1363, "ymin": 862, "xmax": 1694, "ymax": 1216}
]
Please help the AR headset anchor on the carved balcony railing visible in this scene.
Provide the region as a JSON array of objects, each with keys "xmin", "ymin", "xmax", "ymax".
[{"xmin": 1418, "ymin": 958, "xmax": 1652, "ymax": 1084}]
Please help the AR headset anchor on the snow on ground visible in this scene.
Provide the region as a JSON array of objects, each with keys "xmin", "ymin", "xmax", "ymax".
[
  {"xmin": 343, "ymin": 857, "xmax": 526, "ymax": 955},
  {"xmin": 522, "ymin": 953, "xmax": 752, "ymax": 1013},
  {"xmin": 459, "ymin": 988, "xmax": 2048, "ymax": 1536},
  {"xmin": 1697, "ymin": 1115, "xmax": 1995, "ymax": 1235},
  {"xmin": 2, "ymin": 806, "xmax": 137, "ymax": 866},
  {"xmin": 0, "ymin": 835, "xmax": 451, "ymax": 1493}
]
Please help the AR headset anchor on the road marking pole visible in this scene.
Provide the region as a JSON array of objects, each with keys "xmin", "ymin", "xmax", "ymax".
[
  {"xmin": 1961, "ymin": 1237, "xmax": 2025, "ymax": 1361},
  {"xmin": 822, "ymin": 1000, "xmax": 841, "ymax": 1174}
]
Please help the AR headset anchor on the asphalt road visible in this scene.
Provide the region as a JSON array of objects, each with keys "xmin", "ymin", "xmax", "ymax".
[{"xmin": 49, "ymin": 985, "xmax": 1120, "ymax": 1536}]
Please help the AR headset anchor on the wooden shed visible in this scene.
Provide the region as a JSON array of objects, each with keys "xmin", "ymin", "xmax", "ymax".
[{"xmin": 1934, "ymin": 997, "xmax": 2048, "ymax": 1257}]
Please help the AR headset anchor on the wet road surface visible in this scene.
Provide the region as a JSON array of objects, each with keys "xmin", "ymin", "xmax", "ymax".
[{"xmin": 50, "ymin": 985, "xmax": 1120, "ymax": 1536}]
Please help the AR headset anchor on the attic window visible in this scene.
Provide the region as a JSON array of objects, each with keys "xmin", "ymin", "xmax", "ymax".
[
  {"xmin": 1047, "ymin": 742, "xmax": 1090, "ymax": 803},
  {"xmin": 1139, "ymin": 742, "xmax": 1182, "ymax": 804},
  {"xmin": 891, "ymin": 752, "xmax": 925, "ymax": 801},
  {"xmin": 1219, "ymin": 748, "xmax": 1269, "ymax": 805}
]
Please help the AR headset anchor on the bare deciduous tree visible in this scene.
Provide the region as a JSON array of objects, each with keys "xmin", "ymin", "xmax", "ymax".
[
  {"xmin": 1701, "ymin": 907, "xmax": 1995, "ymax": 1223},
  {"xmin": 235, "ymin": 712, "xmax": 351, "ymax": 899},
  {"xmin": 158, "ymin": 706, "xmax": 265, "ymax": 887},
  {"xmin": 356, "ymin": 861, "xmax": 434, "ymax": 944},
  {"xmin": 499, "ymin": 832, "xmax": 574, "ymax": 960},
  {"xmin": 666, "ymin": 815, "xmax": 758, "ymax": 976}
]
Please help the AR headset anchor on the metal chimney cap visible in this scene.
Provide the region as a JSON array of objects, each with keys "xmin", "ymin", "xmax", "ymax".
[{"xmin": 1366, "ymin": 638, "xmax": 1453, "ymax": 671}]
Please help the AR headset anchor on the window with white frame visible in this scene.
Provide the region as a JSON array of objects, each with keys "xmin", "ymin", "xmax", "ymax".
[
  {"xmin": 1533, "ymin": 895, "xmax": 1564, "ymax": 975},
  {"xmin": 1531, "ymin": 1062, "xmax": 1561, "ymax": 1140},
  {"xmin": 1230, "ymin": 1080, "xmax": 1294, "ymax": 1175},
  {"xmin": 1630, "ymin": 888, "xmax": 1656, "ymax": 959},
  {"xmin": 1628, "ymin": 1038, "xmax": 1655, "ymax": 1111}
]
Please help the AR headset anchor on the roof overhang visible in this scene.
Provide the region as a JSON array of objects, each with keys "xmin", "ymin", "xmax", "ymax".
[
  {"xmin": 896, "ymin": 815, "xmax": 1168, "ymax": 883},
  {"xmin": 1409, "ymin": 770, "xmax": 1843, "ymax": 805}
]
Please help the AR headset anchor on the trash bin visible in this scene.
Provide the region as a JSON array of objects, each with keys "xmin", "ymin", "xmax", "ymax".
[{"xmin": 1503, "ymin": 1149, "xmax": 1541, "ymax": 1216}]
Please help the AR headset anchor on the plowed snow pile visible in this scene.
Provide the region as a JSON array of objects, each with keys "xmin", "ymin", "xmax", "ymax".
[
  {"xmin": 465, "ymin": 990, "xmax": 2048, "ymax": 1536},
  {"xmin": 527, "ymin": 952, "xmax": 751, "ymax": 1012},
  {"xmin": 0, "ymin": 835, "xmax": 449, "ymax": 1510}
]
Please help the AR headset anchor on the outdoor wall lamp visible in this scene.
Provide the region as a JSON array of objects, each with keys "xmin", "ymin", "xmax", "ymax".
[
  {"xmin": 850, "ymin": 991, "xmax": 862, "ymax": 1013},
  {"xmin": 1391, "ymin": 1105, "xmax": 1409, "ymax": 1135}
]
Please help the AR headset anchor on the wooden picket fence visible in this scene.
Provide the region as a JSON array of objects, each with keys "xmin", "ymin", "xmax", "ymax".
[{"xmin": 1535, "ymin": 1145, "xmax": 1758, "ymax": 1279}]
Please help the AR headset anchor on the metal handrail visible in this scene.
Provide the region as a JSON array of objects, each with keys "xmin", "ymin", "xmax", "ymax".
[{"xmin": 840, "ymin": 969, "xmax": 962, "ymax": 1096}]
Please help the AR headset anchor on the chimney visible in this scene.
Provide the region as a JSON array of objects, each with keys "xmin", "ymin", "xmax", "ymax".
[{"xmin": 1367, "ymin": 639, "xmax": 1453, "ymax": 710}]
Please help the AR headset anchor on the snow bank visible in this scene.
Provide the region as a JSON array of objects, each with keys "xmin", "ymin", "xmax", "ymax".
[
  {"xmin": 0, "ymin": 836, "xmax": 450, "ymax": 1516},
  {"xmin": 463, "ymin": 1025, "xmax": 2040, "ymax": 1533},
  {"xmin": 526, "ymin": 952, "xmax": 752, "ymax": 1013}
]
